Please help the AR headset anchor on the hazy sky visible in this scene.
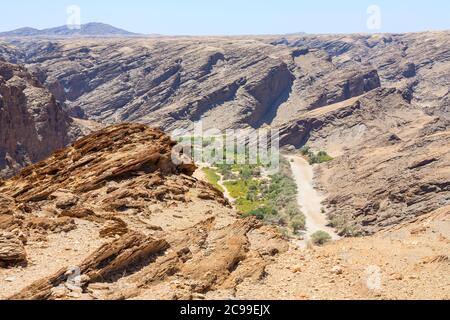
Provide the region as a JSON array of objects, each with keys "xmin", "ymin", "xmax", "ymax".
[{"xmin": 1, "ymin": 0, "xmax": 449, "ymax": 35}]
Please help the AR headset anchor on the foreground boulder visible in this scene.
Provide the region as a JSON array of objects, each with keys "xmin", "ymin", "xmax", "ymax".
[{"xmin": 0, "ymin": 232, "xmax": 27, "ymax": 267}]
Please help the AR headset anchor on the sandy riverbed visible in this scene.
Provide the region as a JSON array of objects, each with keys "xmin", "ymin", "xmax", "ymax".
[{"xmin": 285, "ymin": 155, "xmax": 339, "ymax": 243}]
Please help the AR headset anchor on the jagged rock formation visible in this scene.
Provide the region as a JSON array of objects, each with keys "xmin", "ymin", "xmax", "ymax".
[
  {"xmin": 0, "ymin": 232, "xmax": 27, "ymax": 268},
  {"xmin": 0, "ymin": 60, "xmax": 99, "ymax": 178},
  {"xmin": 0, "ymin": 43, "xmax": 22, "ymax": 63},
  {"xmin": 0, "ymin": 123, "xmax": 289, "ymax": 300}
]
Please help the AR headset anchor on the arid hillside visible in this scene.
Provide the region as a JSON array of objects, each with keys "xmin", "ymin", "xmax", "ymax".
[
  {"xmin": 0, "ymin": 123, "xmax": 289, "ymax": 300},
  {"xmin": 0, "ymin": 124, "xmax": 447, "ymax": 300},
  {"xmin": 225, "ymin": 205, "xmax": 449, "ymax": 300}
]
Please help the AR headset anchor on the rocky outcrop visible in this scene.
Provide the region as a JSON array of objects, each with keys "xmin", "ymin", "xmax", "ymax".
[
  {"xmin": 4, "ymin": 124, "xmax": 196, "ymax": 201},
  {"xmin": 0, "ymin": 123, "xmax": 288, "ymax": 300},
  {"xmin": 10, "ymin": 232, "xmax": 168, "ymax": 300},
  {"xmin": 0, "ymin": 61, "xmax": 95, "ymax": 178},
  {"xmin": 0, "ymin": 43, "xmax": 23, "ymax": 63},
  {"xmin": 0, "ymin": 232, "xmax": 27, "ymax": 267}
]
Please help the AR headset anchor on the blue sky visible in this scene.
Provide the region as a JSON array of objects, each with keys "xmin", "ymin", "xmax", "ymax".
[{"xmin": 1, "ymin": 0, "xmax": 449, "ymax": 35}]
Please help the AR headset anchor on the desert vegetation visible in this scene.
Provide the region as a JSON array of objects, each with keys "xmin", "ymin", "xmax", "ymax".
[
  {"xmin": 311, "ymin": 231, "xmax": 332, "ymax": 245},
  {"xmin": 300, "ymin": 146, "xmax": 334, "ymax": 165},
  {"xmin": 203, "ymin": 156, "xmax": 306, "ymax": 237},
  {"xmin": 201, "ymin": 167, "xmax": 224, "ymax": 192}
]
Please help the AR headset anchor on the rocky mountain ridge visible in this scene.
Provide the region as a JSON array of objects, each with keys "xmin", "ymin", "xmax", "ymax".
[{"xmin": 0, "ymin": 23, "xmax": 139, "ymax": 38}]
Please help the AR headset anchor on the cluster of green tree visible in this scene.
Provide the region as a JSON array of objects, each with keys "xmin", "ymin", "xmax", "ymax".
[
  {"xmin": 311, "ymin": 231, "xmax": 332, "ymax": 245},
  {"xmin": 301, "ymin": 147, "xmax": 334, "ymax": 164},
  {"xmin": 228, "ymin": 159, "xmax": 307, "ymax": 235},
  {"xmin": 216, "ymin": 163, "xmax": 261, "ymax": 181},
  {"xmin": 177, "ymin": 134, "xmax": 277, "ymax": 169}
]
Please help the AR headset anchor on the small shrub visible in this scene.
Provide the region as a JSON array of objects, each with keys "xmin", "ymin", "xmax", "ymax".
[
  {"xmin": 311, "ymin": 231, "xmax": 332, "ymax": 245},
  {"xmin": 340, "ymin": 225, "xmax": 364, "ymax": 237},
  {"xmin": 301, "ymin": 146, "xmax": 312, "ymax": 156},
  {"xmin": 246, "ymin": 207, "xmax": 277, "ymax": 220},
  {"xmin": 240, "ymin": 166, "xmax": 253, "ymax": 180},
  {"xmin": 286, "ymin": 204, "xmax": 301, "ymax": 217},
  {"xmin": 316, "ymin": 151, "xmax": 334, "ymax": 163},
  {"xmin": 291, "ymin": 215, "xmax": 306, "ymax": 233},
  {"xmin": 216, "ymin": 164, "xmax": 233, "ymax": 175},
  {"xmin": 300, "ymin": 147, "xmax": 334, "ymax": 165},
  {"xmin": 309, "ymin": 151, "xmax": 333, "ymax": 164}
]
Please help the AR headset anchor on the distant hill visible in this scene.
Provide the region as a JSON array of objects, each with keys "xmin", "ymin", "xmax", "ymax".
[{"xmin": 0, "ymin": 22, "xmax": 140, "ymax": 37}]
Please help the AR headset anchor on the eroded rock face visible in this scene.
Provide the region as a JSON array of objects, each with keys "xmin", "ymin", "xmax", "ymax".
[
  {"xmin": 0, "ymin": 33, "xmax": 447, "ymax": 132},
  {"xmin": 272, "ymin": 32, "xmax": 450, "ymax": 234},
  {"xmin": 0, "ymin": 61, "xmax": 95, "ymax": 178},
  {"xmin": 1, "ymin": 38, "xmax": 382, "ymax": 131},
  {"xmin": 271, "ymin": 32, "xmax": 450, "ymax": 118}
]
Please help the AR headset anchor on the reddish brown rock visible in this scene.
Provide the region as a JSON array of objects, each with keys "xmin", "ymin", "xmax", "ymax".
[{"xmin": 0, "ymin": 232, "xmax": 27, "ymax": 267}]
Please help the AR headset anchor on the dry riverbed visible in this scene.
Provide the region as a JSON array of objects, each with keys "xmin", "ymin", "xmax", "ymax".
[{"xmin": 285, "ymin": 155, "xmax": 339, "ymax": 245}]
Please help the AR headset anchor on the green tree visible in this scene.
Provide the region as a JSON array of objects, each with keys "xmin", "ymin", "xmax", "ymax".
[
  {"xmin": 311, "ymin": 231, "xmax": 332, "ymax": 245},
  {"xmin": 291, "ymin": 216, "xmax": 306, "ymax": 233}
]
